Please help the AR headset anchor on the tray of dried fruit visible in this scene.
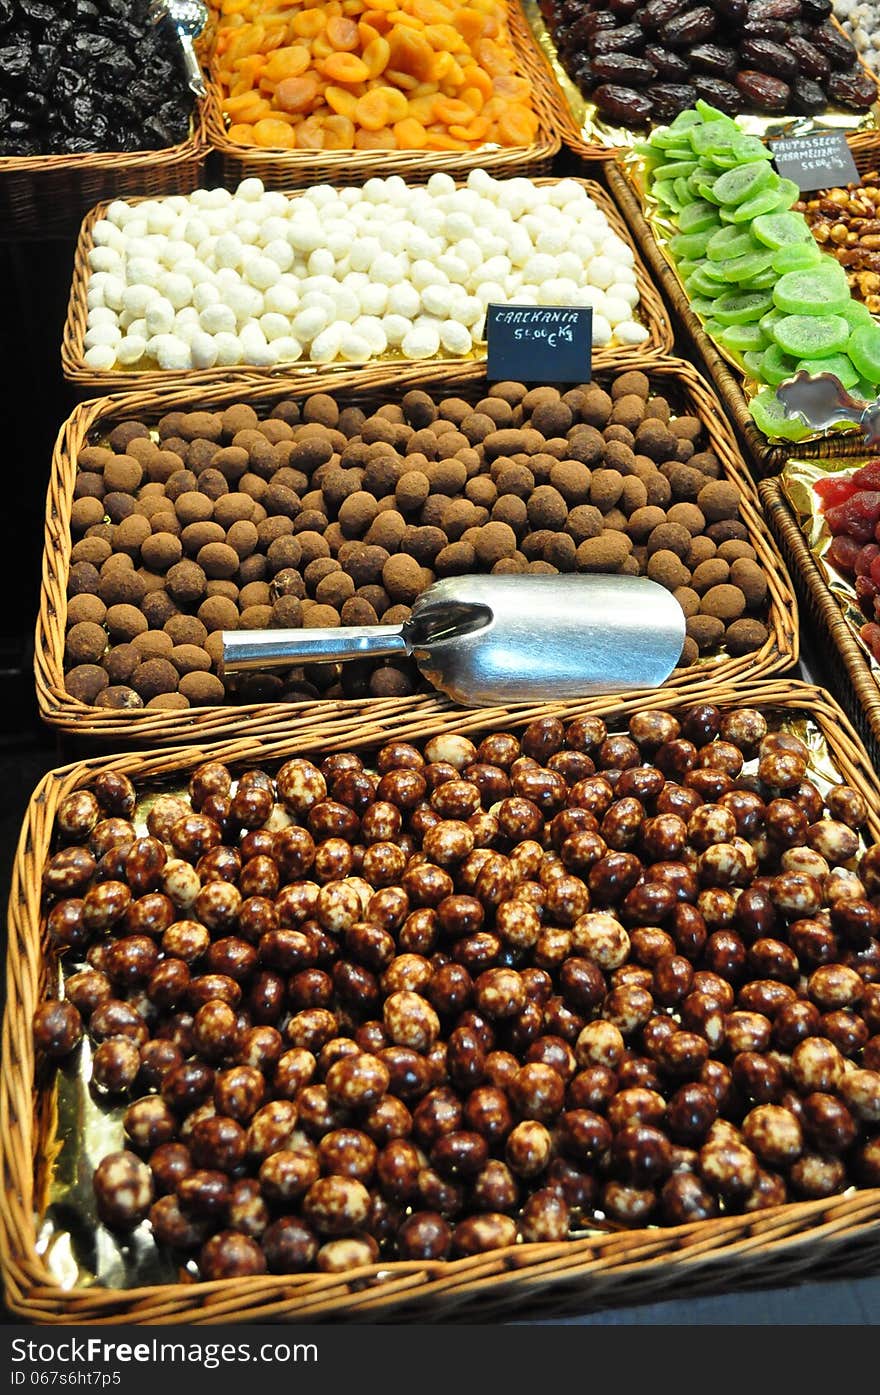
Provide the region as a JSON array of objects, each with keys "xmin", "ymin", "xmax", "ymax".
[
  {"xmin": 5, "ymin": 681, "xmax": 880, "ymax": 1323},
  {"xmin": 523, "ymin": 0, "xmax": 880, "ymax": 161},
  {"xmin": 37, "ymin": 359, "xmax": 796, "ymax": 747},
  {"xmin": 62, "ymin": 173, "xmax": 670, "ymax": 393},
  {"xmin": 0, "ymin": 0, "xmax": 209, "ymax": 241},
  {"xmin": 200, "ymin": 0, "xmax": 560, "ymax": 188},
  {"xmin": 760, "ymin": 455, "xmax": 880, "ymax": 762},
  {"xmin": 608, "ymin": 105, "xmax": 880, "ymax": 475}
]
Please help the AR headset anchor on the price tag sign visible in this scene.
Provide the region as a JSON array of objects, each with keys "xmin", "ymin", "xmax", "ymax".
[
  {"xmin": 770, "ymin": 131, "xmax": 861, "ymax": 194},
  {"xmin": 486, "ymin": 304, "xmax": 593, "ymax": 383}
]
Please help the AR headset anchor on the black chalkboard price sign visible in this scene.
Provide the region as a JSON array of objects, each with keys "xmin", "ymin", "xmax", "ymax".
[
  {"xmin": 486, "ymin": 304, "xmax": 593, "ymax": 383},
  {"xmin": 770, "ymin": 132, "xmax": 861, "ymax": 195}
]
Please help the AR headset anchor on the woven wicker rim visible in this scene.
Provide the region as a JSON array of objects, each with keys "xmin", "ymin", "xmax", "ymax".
[
  {"xmin": 60, "ymin": 176, "xmax": 673, "ymax": 394},
  {"xmin": 202, "ymin": 0, "xmax": 559, "ymax": 187},
  {"xmin": 536, "ymin": 13, "xmax": 880, "ymax": 165},
  {"xmin": 607, "ymin": 146, "xmax": 880, "ymax": 478},
  {"xmin": 36, "ymin": 354, "xmax": 798, "ymax": 746},
  {"xmin": 4, "ymin": 680, "xmax": 879, "ymax": 1324}
]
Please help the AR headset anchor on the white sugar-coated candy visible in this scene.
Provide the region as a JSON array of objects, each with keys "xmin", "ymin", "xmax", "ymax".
[
  {"xmin": 591, "ymin": 315, "xmax": 612, "ymax": 347},
  {"xmin": 115, "ymin": 335, "xmax": 147, "ymax": 366},
  {"xmin": 386, "ymin": 284, "xmax": 420, "ymax": 319},
  {"xmin": 289, "ymin": 219, "xmax": 323, "ymax": 254},
  {"xmin": 311, "ymin": 324, "xmax": 344, "ymax": 363},
  {"xmin": 522, "ymin": 253, "xmax": 557, "ymax": 284},
  {"xmin": 183, "ymin": 217, "xmax": 209, "ymax": 247},
  {"xmin": 568, "ymin": 233, "xmax": 596, "ymax": 263},
  {"xmin": 145, "ymin": 296, "xmax": 175, "ymax": 335},
  {"xmin": 271, "ymin": 336, "xmax": 304, "ymax": 363},
  {"xmin": 83, "ymin": 344, "xmax": 117, "ymax": 370},
  {"xmin": 235, "ymin": 220, "xmax": 261, "ymax": 246},
  {"xmin": 339, "ymin": 331, "xmax": 372, "ymax": 363},
  {"xmin": 125, "ymin": 258, "xmax": 162, "ymax": 289},
  {"xmin": 175, "ymin": 306, "xmax": 200, "ymax": 327},
  {"xmin": 372, "ymin": 253, "xmax": 405, "ymax": 285},
  {"xmin": 411, "ymin": 259, "xmax": 447, "ymax": 290},
  {"xmin": 214, "ymin": 332, "xmax": 244, "ymax": 365},
  {"xmin": 237, "ymin": 178, "xmax": 265, "ymax": 202},
  {"xmin": 353, "ymin": 316, "xmax": 387, "ymax": 354},
  {"xmin": 293, "ymin": 305, "xmax": 330, "ymax": 340},
  {"xmin": 382, "ymin": 313, "xmax": 410, "ymax": 346},
  {"xmin": 127, "ymin": 318, "xmax": 147, "ymax": 339},
  {"xmin": 107, "ymin": 200, "xmax": 135, "ymax": 226},
  {"xmin": 193, "ymin": 282, "xmax": 221, "ymax": 311},
  {"xmin": 350, "ymin": 237, "xmax": 381, "ymax": 273},
  {"xmin": 588, "ymin": 256, "xmax": 617, "ymax": 290},
  {"xmin": 444, "ymin": 211, "xmax": 473, "ymax": 241},
  {"xmin": 481, "ymin": 254, "xmax": 512, "ymax": 283},
  {"xmin": 332, "ymin": 287, "xmax": 360, "ymax": 323},
  {"xmin": 456, "ymin": 238, "xmax": 483, "ymax": 272},
  {"xmin": 472, "ymin": 229, "xmax": 506, "ymax": 258},
  {"xmin": 263, "ymin": 239, "xmax": 294, "ymax": 272},
  {"xmin": 154, "ymin": 335, "xmax": 193, "ymax": 371},
  {"xmin": 215, "ymin": 233, "xmax": 243, "ymax": 268},
  {"xmin": 457, "ymin": 295, "xmax": 484, "ymax": 327},
  {"xmin": 437, "ymin": 253, "xmax": 469, "ymax": 284},
  {"xmin": 538, "ymin": 278, "xmax": 579, "ymax": 305},
  {"xmin": 92, "ymin": 220, "xmax": 125, "ymax": 250},
  {"xmin": 264, "ymin": 283, "xmax": 299, "ymax": 316},
  {"xmin": 357, "ymin": 282, "xmax": 387, "ymax": 316},
  {"xmin": 261, "ymin": 217, "xmax": 290, "ymax": 244},
  {"xmin": 161, "ymin": 273, "xmax": 193, "ymax": 309},
  {"xmin": 200, "ymin": 302, "xmax": 236, "ymax": 335},
  {"xmin": 603, "ymin": 297, "xmax": 632, "ymax": 327},
  {"xmin": 467, "ymin": 168, "xmax": 495, "ymax": 195},
  {"xmin": 475, "ymin": 281, "xmax": 506, "ymax": 308},
  {"xmin": 609, "ymin": 281, "xmax": 640, "ymax": 308},
  {"xmin": 260, "ymin": 312, "xmax": 292, "ymax": 342},
  {"xmin": 245, "ymin": 255, "xmax": 281, "ymax": 290},
  {"xmin": 307, "ymin": 248, "xmax": 336, "ymax": 278},
  {"xmin": 402, "ymin": 323, "xmax": 440, "ymax": 359},
  {"xmin": 439, "ymin": 321, "xmax": 472, "ymax": 355},
  {"xmin": 87, "ymin": 306, "xmax": 118, "ymax": 326},
  {"xmin": 616, "ymin": 321, "xmax": 649, "ymax": 345},
  {"xmin": 420, "ymin": 284, "xmax": 453, "ymax": 318},
  {"xmin": 325, "ymin": 228, "xmax": 351, "ymax": 259},
  {"xmin": 88, "ymin": 246, "xmax": 122, "ymax": 274},
  {"xmin": 84, "ymin": 324, "xmax": 122, "ymax": 349},
  {"xmin": 226, "ymin": 283, "xmax": 262, "ymax": 321},
  {"xmin": 146, "ymin": 205, "xmax": 176, "ymax": 235}
]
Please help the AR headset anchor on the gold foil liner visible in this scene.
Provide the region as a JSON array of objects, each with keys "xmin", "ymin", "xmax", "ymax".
[
  {"xmin": 780, "ymin": 454, "xmax": 880, "ymax": 676},
  {"xmin": 37, "ymin": 716, "xmax": 863, "ymax": 1290},
  {"xmin": 522, "ymin": 0, "xmax": 880, "ymax": 151}
]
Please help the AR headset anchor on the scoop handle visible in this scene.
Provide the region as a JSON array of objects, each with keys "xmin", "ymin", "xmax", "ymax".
[{"xmin": 222, "ymin": 625, "xmax": 408, "ymax": 671}]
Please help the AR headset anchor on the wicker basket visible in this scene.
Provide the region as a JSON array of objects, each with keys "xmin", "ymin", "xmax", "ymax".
[
  {"xmin": 761, "ymin": 475, "xmax": 880, "ymax": 766},
  {"xmin": 529, "ymin": 11, "xmax": 880, "ymax": 167},
  {"xmin": 37, "ymin": 355, "xmax": 798, "ymax": 747},
  {"xmin": 0, "ymin": 103, "xmax": 209, "ymax": 244},
  {"xmin": 607, "ymin": 144, "xmax": 880, "ymax": 479},
  {"xmin": 203, "ymin": 0, "xmax": 560, "ymax": 190},
  {"xmin": 5, "ymin": 679, "xmax": 880, "ymax": 1324},
  {"xmin": 61, "ymin": 176, "xmax": 673, "ymax": 396}
]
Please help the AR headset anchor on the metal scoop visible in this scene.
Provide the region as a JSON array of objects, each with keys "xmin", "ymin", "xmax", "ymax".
[
  {"xmin": 149, "ymin": 0, "xmax": 208, "ymax": 98},
  {"xmin": 776, "ymin": 371, "xmax": 880, "ymax": 445},
  {"xmin": 221, "ymin": 574, "xmax": 686, "ymax": 706}
]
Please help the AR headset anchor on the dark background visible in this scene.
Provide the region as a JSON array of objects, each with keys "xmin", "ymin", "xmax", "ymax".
[{"xmin": 1, "ymin": 201, "xmax": 878, "ymax": 1324}]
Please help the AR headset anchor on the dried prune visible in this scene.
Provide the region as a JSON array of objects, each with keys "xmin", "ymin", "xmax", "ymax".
[
  {"xmin": 735, "ymin": 69, "xmax": 792, "ymax": 111},
  {"xmin": 691, "ymin": 43, "xmax": 738, "ymax": 77},
  {"xmin": 748, "ymin": 0, "xmax": 802, "ymax": 19},
  {"xmin": 691, "ymin": 74, "xmax": 742, "ymax": 112},
  {"xmin": 741, "ymin": 18, "xmax": 792, "ymax": 40},
  {"xmin": 715, "ymin": 0, "xmax": 748, "ymax": 17},
  {"xmin": 810, "ymin": 22, "xmax": 859, "ymax": 66},
  {"xmin": 739, "ymin": 37, "xmax": 798, "ymax": 78},
  {"xmin": 592, "ymin": 24, "xmax": 646, "ymax": 53},
  {"xmin": 800, "ymin": 0, "xmax": 832, "ymax": 16},
  {"xmin": 660, "ymin": 8, "xmax": 718, "ymax": 47},
  {"xmin": 593, "ymin": 53, "xmax": 658, "ymax": 84},
  {"xmin": 593, "ymin": 83, "xmax": 654, "ymax": 124},
  {"xmin": 639, "ymin": 0, "xmax": 692, "ymax": 32},
  {"xmin": 787, "ymin": 35, "xmax": 831, "ymax": 79},
  {"xmin": 827, "ymin": 69, "xmax": 878, "ymax": 111},
  {"xmin": 648, "ymin": 82, "xmax": 698, "ymax": 118},
  {"xmin": 790, "ymin": 75, "xmax": 827, "ymax": 113},
  {"xmin": 643, "ymin": 44, "xmax": 691, "ymax": 79}
]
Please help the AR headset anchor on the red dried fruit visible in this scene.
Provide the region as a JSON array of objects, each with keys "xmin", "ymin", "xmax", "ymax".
[
  {"xmin": 735, "ymin": 70, "xmax": 791, "ymax": 112},
  {"xmin": 826, "ymin": 534, "xmax": 861, "ymax": 576},
  {"xmin": 852, "ymin": 462, "xmax": 880, "ymax": 491},
  {"xmin": 854, "ymin": 543, "xmax": 880, "ymax": 577},
  {"xmin": 814, "ymin": 477, "xmax": 857, "ymax": 508}
]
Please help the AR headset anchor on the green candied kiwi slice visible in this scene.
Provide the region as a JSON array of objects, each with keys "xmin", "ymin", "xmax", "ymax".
[
  {"xmin": 743, "ymin": 349, "xmax": 766, "ymax": 378},
  {"xmin": 670, "ymin": 228, "xmax": 717, "ymax": 259},
  {"xmin": 771, "ymin": 241, "xmax": 823, "ymax": 274},
  {"xmin": 795, "ymin": 353, "xmax": 861, "ymax": 389},
  {"xmin": 693, "ymin": 100, "xmax": 735, "ymax": 124},
  {"xmin": 839, "ymin": 300, "xmax": 876, "ymax": 331},
  {"xmin": 704, "ymin": 318, "xmax": 725, "ymax": 337},
  {"xmin": 672, "ymin": 107, "xmax": 708, "ymax": 131},
  {"xmin": 674, "ymin": 176, "xmax": 695, "ymax": 205},
  {"xmin": 690, "ymin": 296, "xmax": 719, "ymax": 317},
  {"xmin": 749, "ymin": 385, "xmax": 812, "ymax": 440},
  {"xmin": 653, "ymin": 180, "xmax": 683, "ymax": 212},
  {"xmin": 653, "ymin": 159, "xmax": 700, "ymax": 180},
  {"xmin": 773, "ymin": 313, "xmax": 851, "ymax": 357},
  {"xmin": 773, "ymin": 263, "xmax": 851, "ymax": 316},
  {"xmin": 759, "ymin": 307, "xmax": 785, "ymax": 336},
  {"xmin": 750, "ymin": 266, "xmax": 779, "ymax": 289},
  {"xmin": 723, "ymin": 180, "xmax": 799, "ymax": 224},
  {"xmin": 686, "ymin": 267, "xmax": 732, "ymax": 298},
  {"xmin": 855, "ymin": 379, "xmax": 878, "ymax": 401},
  {"xmin": 678, "ymin": 199, "xmax": 722, "ymax": 233},
  {"xmin": 716, "ymin": 248, "xmax": 776, "ymax": 282},
  {"xmin": 759, "ymin": 343, "xmax": 802, "ymax": 386},
  {"xmin": 848, "ymin": 321, "xmax": 880, "ymax": 384},
  {"xmin": 751, "ymin": 211, "xmax": 813, "ymax": 250},
  {"xmin": 718, "ymin": 322, "xmax": 768, "ymax": 353},
  {"xmin": 676, "ymin": 259, "xmax": 703, "ymax": 281},
  {"xmin": 706, "ymin": 225, "xmax": 759, "ymax": 261},
  {"xmin": 712, "ymin": 160, "xmax": 775, "ymax": 206},
  {"xmin": 713, "ymin": 290, "xmax": 774, "ymax": 325}
]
